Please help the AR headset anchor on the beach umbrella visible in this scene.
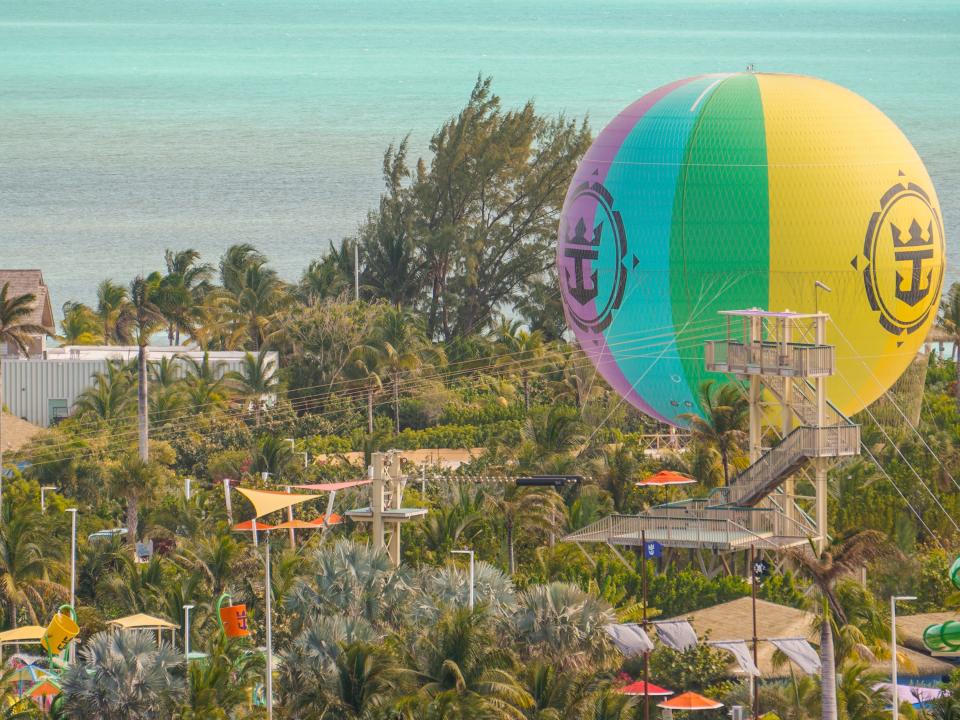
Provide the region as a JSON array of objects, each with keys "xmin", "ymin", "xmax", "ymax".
[
  {"xmin": 619, "ymin": 680, "xmax": 673, "ymax": 697},
  {"xmin": 636, "ymin": 470, "xmax": 696, "ymax": 487},
  {"xmin": 232, "ymin": 520, "xmax": 278, "ymax": 532},
  {"xmin": 28, "ymin": 678, "xmax": 60, "ymax": 697},
  {"xmin": 657, "ymin": 691, "xmax": 724, "ymax": 711}
]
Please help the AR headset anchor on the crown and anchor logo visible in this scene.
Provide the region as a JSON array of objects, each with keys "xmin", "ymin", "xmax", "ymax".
[
  {"xmin": 860, "ymin": 179, "xmax": 944, "ymax": 340},
  {"xmin": 559, "ymin": 181, "xmax": 628, "ymax": 333}
]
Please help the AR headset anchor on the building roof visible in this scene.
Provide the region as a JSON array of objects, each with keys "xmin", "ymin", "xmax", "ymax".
[
  {"xmin": 896, "ymin": 612, "xmax": 957, "ymax": 652},
  {"xmin": 668, "ymin": 597, "xmax": 955, "ymax": 678},
  {"xmin": 0, "ymin": 413, "xmax": 43, "ymax": 453},
  {"xmin": 0, "ymin": 626, "xmax": 46, "ymax": 645},
  {"xmin": 108, "ymin": 613, "xmax": 179, "ymax": 631},
  {"xmin": 0, "ymin": 270, "xmax": 55, "ymax": 334}
]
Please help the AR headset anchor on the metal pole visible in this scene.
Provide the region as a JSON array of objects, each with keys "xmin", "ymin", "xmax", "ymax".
[
  {"xmin": 67, "ymin": 508, "xmax": 77, "ymax": 664},
  {"xmin": 751, "ymin": 545, "xmax": 759, "ymax": 719},
  {"xmin": 421, "ymin": 464, "xmax": 426, "ymax": 495},
  {"xmin": 890, "ymin": 596, "xmax": 916, "ymax": 720},
  {"xmin": 184, "ymin": 477, "xmax": 191, "ymax": 501},
  {"xmin": 452, "ymin": 550, "xmax": 475, "ymax": 610},
  {"xmin": 354, "ymin": 241, "xmax": 360, "ymax": 302},
  {"xmin": 891, "ymin": 595, "xmax": 899, "ymax": 720},
  {"xmin": 641, "ymin": 530, "xmax": 649, "ymax": 720},
  {"xmin": 223, "ymin": 478, "xmax": 233, "ymax": 525},
  {"xmin": 265, "ymin": 534, "xmax": 273, "ymax": 720},
  {"xmin": 41, "ymin": 486, "xmax": 55, "ymax": 513},
  {"xmin": 285, "ymin": 486, "xmax": 296, "ymax": 549},
  {"xmin": 183, "ymin": 605, "xmax": 194, "ymax": 662}
]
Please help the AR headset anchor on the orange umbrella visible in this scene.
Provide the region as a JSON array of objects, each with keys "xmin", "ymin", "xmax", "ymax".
[
  {"xmin": 232, "ymin": 520, "xmax": 278, "ymax": 532},
  {"xmin": 657, "ymin": 691, "xmax": 723, "ymax": 710},
  {"xmin": 619, "ymin": 680, "xmax": 672, "ymax": 696},
  {"xmin": 636, "ymin": 470, "xmax": 696, "ymax": 487}
]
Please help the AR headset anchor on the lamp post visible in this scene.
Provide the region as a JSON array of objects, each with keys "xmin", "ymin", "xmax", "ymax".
[
  {"xmin": 183, "ymin": 604, "xmax": 194, "ymax": 662},
  {"xmin": 40, "ymin": 486, "xmax": 56, "ymax": 513},
  {"xmin": 451, "ymin": 549, "xmax": 475, "ymax": 610},
  {"xmin": 66, "ymin": 508, "xmax": 77, "ymax": 663},
  {"xmin": 184, "ymin": 477, "xmax": 192, "ymax": 501},
  {"xmin": 264, "ymin": 531, "xmax": 274, "ymax": 720},
  {"xmin": 891, "ymin": 595, "xmax": 917, "ymax": 720}
]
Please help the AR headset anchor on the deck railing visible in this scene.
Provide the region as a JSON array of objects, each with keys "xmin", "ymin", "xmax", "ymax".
[{"xmin": 705, "ymin": 340, "xmax": 835, "ymax": 377}]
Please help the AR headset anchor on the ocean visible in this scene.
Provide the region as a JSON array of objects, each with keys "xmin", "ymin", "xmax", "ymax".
[{"xmin": 1, "ymin": 0, "xmax": 958, "ymax": 313}]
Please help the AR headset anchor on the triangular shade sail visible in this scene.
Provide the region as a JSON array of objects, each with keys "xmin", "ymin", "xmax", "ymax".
[
  {"xmin": 236, "ymin": 487, "xmax": 320, "ymax": 518},
  {"xmin": 619, "ymin": 680, "xmax": 672, "ymax": 696},
  {"xmin": 657, "ymin": 691, "xmax": 723, "ymax": 710},
  {"xmin": 293, "ymin": 479, "xmax": 371, "ymax": 491},
  {"xmin": 636, "ymin": 470, "xmax": 696, "ymax": 487},
  {"xmin": 310, "ymin": 513, "xmax": 343, "ymax": 526}
]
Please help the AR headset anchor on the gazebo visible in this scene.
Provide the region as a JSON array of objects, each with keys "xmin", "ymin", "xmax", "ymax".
[
  {"xmin": 108, "ymin": 613, "xmax": 179, "ymax": 646},
  {"xmin": 0, "ymin": 626, "xmax": 46, "ymax": 663}
]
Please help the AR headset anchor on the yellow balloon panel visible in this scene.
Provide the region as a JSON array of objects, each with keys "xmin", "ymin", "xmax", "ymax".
[{"xmin": 758, "ymin": 74, "xmax": 945, "ymax": 416}]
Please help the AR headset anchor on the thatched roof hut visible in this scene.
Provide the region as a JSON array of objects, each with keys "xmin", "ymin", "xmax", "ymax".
[{"xmin": 667, "ymin": 597, "xmax": 955, "ymax": 679}]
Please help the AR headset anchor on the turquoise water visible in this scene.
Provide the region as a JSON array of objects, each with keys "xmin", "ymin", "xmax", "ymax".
[{"xmin": 2, "ymin": 0, "xmax": 958, "ymax": 311}]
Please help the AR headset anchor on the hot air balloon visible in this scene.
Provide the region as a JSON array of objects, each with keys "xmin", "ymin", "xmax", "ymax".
[{"xmin": 557, "ymin": 72, "xmax": 945, "ymax": 425}]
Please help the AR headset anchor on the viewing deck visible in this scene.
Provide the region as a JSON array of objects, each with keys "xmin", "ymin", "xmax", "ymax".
[{"xmin": 704, "ymin": 340, "xmax": 835, "ymax": 377}]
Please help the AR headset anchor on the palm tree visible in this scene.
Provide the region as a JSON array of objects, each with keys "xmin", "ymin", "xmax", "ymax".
[
  {"xmin": 681, "ymin": 380, "xmax": 748, "ymax": 485},
  {"xmin": 60, "ymin": 630, "xmax": 184, "ymax": 720},
  {"xmin": 940, "ymin": 281, "xmax": 960, "ymax": 404},
  {"xmin": 73, "ymin": 360, "xmax": 135, "ymax": 424},
  {"xmin": 0, "ymin": 507, "xmax": 62, "ymax": 627},
  {"xmin": 95, "ymin": 279, "xmax": 129, "ymax": 344},
  {"xmin": 159, "ymin": 248, "xmax": 212, "ymax": 345},
  {"xmin": 591, "ymin": 445, "xmax": 640, "ymax": 514},
  {"xmin": 122, "ymin": 275, "xmax": 166, "ymax": 461},
  {"xmin": 227, "ymin": 351, "xmax": 278, "ymax": 425},
  {"xmin": 514, "ymin": 582, "xmax": 616, "ymax": 671},
  {"xmin": 788, "ymin": 531, "xmax": 890, "ymax": 720},
  {"xmin": 231, "ymin": 263, "xmax": 285, "ymax": 350},
  {"xmin": 182, "ymin": 352, "xmax": 229, "ymax": 414},
  {"xmin": 179, "ymin": 633, "xmax": 263, "ymax": 720},
  {"xmin": 345, "ymin": 343, "xmax": 385, "ymax": 434},
  {"xmin": 0, "ymin": 282, "xmax": 47, "ymax": 518},
  {"xmin": 374, "ymin": 308, "xmax": 441, "ymax": 433},
  {"xmin": 110, "ymin": 450, "xmax": 172, "ymax": 546},
  {"xmin": 410, "ymin": 607, "xmax": 533, "ymax": 719},
  {"xmin": 59, "ymin": 300, "xmax": 102, "ymax": 344},
  {"xmin": 495, "ymin": 317, "xmax": 548, "ymax": 411},
  {"xmin": 485, "ymin": 486, "xmax": 566, "ymax": 575},
  {"xmin": 219, "ymin": 243, "xmax": 267, "ymax": 295}
]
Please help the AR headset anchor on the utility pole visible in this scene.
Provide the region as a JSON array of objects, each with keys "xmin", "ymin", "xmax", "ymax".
[
  {"xmin": 222, "ymin": 478, "xmax": 233, "ymax": 525},
  {"xmin": 751, "ymin": 545, "xmax": 760, "ymax": 719},
  {"xmin": 354, "ymin": 242, "xmax": 360, "ymax": 302},
  {"xmin": 641, "ymin": 530, "xmax": 650, "ymax": 720}
]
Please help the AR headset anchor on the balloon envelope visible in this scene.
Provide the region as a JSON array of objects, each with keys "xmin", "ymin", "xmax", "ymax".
[{"xmin": 557, "ymin": 73, "xmax": 945, "ymax": 425}]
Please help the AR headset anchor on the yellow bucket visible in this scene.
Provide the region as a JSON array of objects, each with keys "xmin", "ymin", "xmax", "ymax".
[{"xmin": 41, "ymin": 611, "xmax": 79, "ymax": 655}]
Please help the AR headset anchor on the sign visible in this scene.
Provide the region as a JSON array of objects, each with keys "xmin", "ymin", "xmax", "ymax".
[{"xmin": 643, "ymin": 541, "xmax": 663, "ymax": 559}]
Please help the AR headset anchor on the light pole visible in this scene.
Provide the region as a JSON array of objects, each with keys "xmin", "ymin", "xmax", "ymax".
[
  {"xmin": 184, "ymin": 477, "xmax": 192, "ymax": 501},
  {"xmin": 183, "ymin": 604, "xmax": 194, "ymax": 662},
  {"xmin": 451, "ymin": 549, "xmax": 475, "ymax": 610},
  {"xmin": 891, "ymin": 595, "xmax": 916, "ymax": 720},
  {"xmin": 66, "ymin": 508, "xmax": 77, "ymax": 663},
  {"xmin": 264, "ymin": 531, "xmax": 274, "ymax": 720},
  {"xmin": 40, "ymin": 486, "xmax": 56, "ymax": 513}
]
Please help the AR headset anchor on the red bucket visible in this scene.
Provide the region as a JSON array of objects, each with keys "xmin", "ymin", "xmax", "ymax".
[{"xmin": 219, "ymin": 603, "xmax": 250, "ymax": 638}]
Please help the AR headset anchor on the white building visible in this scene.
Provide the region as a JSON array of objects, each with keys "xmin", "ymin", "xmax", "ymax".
[{"xmin": 2, "ymin": 346, "xmax": 277, "ymax": 427}]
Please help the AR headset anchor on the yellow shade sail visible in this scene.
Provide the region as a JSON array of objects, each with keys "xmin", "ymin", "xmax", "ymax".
[{"xmin": 236, "ymin": 487, "xmax": 320, "ymax": 519}]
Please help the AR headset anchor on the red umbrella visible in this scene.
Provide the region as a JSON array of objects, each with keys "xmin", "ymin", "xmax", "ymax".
[
  {"xmin": 231, "ymin": 520, "xmax": 279, "ymax": 532},
  {"xmin": 619, "ymin": 680, "xmax": 673, "ymax": 697},
  {"xmin": 636, "ymin": 470, "xmax": 696, "ymax": 487},
  {"xmin": 657, "ymin": 691, "xmax": 723, "ymax": 711}
]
